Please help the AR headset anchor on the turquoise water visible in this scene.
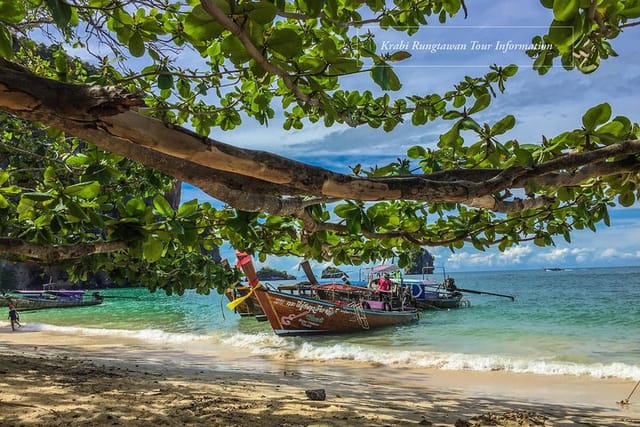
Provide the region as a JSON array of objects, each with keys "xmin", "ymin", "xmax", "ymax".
[{"xmin": 12, "ymin": 266, "xmax": 640, "ymax": 380}]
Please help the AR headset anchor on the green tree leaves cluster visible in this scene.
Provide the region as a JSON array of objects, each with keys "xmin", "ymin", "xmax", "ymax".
[{"xmin": 0, "ymin": 0, "xmax": 638, "ymax": 293}]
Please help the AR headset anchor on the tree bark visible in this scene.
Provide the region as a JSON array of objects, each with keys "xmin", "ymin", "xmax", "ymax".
[
  {"xmin": 2, "ymin": 57, "xmax": 640, "ymax": 212},
  {"xmin": 0, "ymin": 239, "xmax": 128, "ymax": 262}
]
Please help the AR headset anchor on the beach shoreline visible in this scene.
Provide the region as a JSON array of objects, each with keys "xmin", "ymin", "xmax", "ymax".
[{"xmin": 1, "ymin": 328, "xmax": 639, "ymax": 426}]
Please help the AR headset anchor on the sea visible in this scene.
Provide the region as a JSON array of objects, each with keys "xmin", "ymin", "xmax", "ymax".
[{"xmin": 13, "ymin": 266, "xmax": 640, "ymax": 381}]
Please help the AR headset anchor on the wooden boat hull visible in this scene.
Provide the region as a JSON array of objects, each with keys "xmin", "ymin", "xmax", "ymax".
[
  {"xmin": 402, "ymin": 281, "xmax": 468, "ymax": 310},
  {"xmin": 414, "ymin": 293, "xmax": 466, "ymax": 309},
  {"xmin": 3, "ymin": 296, "xmax": 103, "ymax": 311},
  {"xmin": 252, "ymin": 287, "xmax": 419, "ymax": 336}
]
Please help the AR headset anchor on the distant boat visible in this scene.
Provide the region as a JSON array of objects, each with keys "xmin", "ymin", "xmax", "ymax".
[
  {"xmin": 364, "ymin": 264, "xmax": 469, "ymax": 310},
  {"xmin": 232, "ymin": 252, "xmax": 419, "ymax": 336},
  {"xmin": 2, "ymin": 289, "xmax": 104, "ymax": 311},
  {"xmin": 544, "ymin": 267, "xmax": 565, "ymax": 272}
]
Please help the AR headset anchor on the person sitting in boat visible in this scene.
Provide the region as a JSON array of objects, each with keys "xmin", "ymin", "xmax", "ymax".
[
  {"xmin": 444, "ymin": 277, "xmax": 457, "ymax": 291},
  {"xmin": 8, "ymin": 304, "xmax": 21, "ymax": 331},
  {"xmin": 378, "ymin": 273, "xmax": 392, "ymax": 293}
]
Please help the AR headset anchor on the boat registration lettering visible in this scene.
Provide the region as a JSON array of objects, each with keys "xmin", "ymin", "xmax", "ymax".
[{"xmin": 293, "ymin": 300, "xmax": 335, "ymax": 316}]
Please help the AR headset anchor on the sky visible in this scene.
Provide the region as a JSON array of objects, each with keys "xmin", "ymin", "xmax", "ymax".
[{"xmin": 181, "ymin": 1, "xmax": 640, "ymax": 275}]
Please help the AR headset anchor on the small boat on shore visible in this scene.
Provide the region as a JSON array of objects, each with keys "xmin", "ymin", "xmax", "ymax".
[
  {"xmin": 2, "ymin": 290, "xmax": 104, "ymax": 311},
  {"xmin": 231, "ymin": 253, "xmax": 419, "ymax": 336}
]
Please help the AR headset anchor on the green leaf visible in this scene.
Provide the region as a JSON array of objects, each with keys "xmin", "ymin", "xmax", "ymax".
[
  {"xmin": 63, "ymin": 181, "xmax": 100, "ymax": 199},
  {"xmin": 502, "ymin": 64, "xmax": 518, "ymax": 77},
  {"xmin": 153, "ymin": 195, "xmax": 175, "ymax": 217},
  {"xmin": 143, "ymin": 235, "xmax": 164, "ymax": 262},
  {"xmin": 619, "ymin": 191, "xmax": 635, "ymax": 207},
  {"xmin": 334, "ymin": 203, "xmax": 359, "ymax": 219},
  {"xmin": 595, "ymin": 120, "xmax": 624, "ymax": 137},
  {"xmin": 490, "ymin": 115, "xmax": 516, "ymax": 135},
  {"xmin": 183, "ymin": 6, "xmax": 224, "ymax": 42},
  {"xmin": 23, "ymin": 192, "xmax": 56, "ymax": 202},
  {"xmin": 548, "ymin": 19, "xmax": 579, "ymax": 48},
  {"xmin": 0, "ymin": 194, "xmax": 8, "ymax": 208},
  {"xmin": 158, "ymin": 73, "xmax": 174, "ymax": 90},
  {"xmin": 0, "ymin": 170, "xmax": 8, "ymax": 186},
  {"xmin": 268, "ymin": 28, "xmax": 302, "ymax": 57},
  {"xmin": 221, "ymin": 35, "xmax": 252, "ymax": 65},
  {"xmin": 407, "ymin": 145, "xmax": 427, "ymax": 159},
  {"xmin": 514, "ymin": 148, "xmax": 534, "ymax": 166},
  {"xmin": 0, "ymin": 23, "xmax": 12, "ymax": 58},
  {"xmin": 582, "ymin": 103, "xmax": 611, "ymax": 131},
  {"xmin": 388, "ymin": 51, "xmax": 411, "ymax": 62},
  {"xmin": 178, "ymin": 199, "xmax": 198, "ymax": 217},
  {"xmin": 459, "ymin": 117, "xmax": 482, "ymax": 132},
  {"xmin": 247, "ymin": 0, "xmax": 277, "ymax": 24},
  {"xmin": 65, "ymin": 153, "xmax": 90, "ymax": 166},
  {"xmin": 442, "ymin": 111, "xmax": 463, "ymax": 120},
  {"xmin": 553, "ymin": 0, "xmax": 579, "ymax": 22},
  {"xmin": 125, "ymin": 198, "xmax": 146, "ymax": 217},
  {"xmin": 66, "ymin": 200, "xmax": 89, "ymax": 221},
  {"xmin": 298, "ymin": 0, "xmax": 324, "ymax": 17},
  {"xmin": 468, "ymin": 93, "xmax": 491, "ymax": 114},
  {"xmin": 128, "ymin": 31, "xmax": 145, "ymax": 57},
  {"xmin": 370, "ymin": 65, "xmax": 401, "ymax": 91},
  {"xmin": 0, "ymin": 185, "xmax": 22, "ymax": 195},
  {"xmin": 327, "ymin": 57, "xmax": 362, "ymax": 74},
  {"xmin": 46, "ymin": 0, "xmax": 72, "ymax": 28},
  {"xmin": 0, "ymin": 0, "xmax": 26, "ymax": 23}
]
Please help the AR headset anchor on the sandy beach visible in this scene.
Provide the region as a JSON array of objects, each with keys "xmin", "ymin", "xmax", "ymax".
[{"xmin": 1, "ymin": 326, "xmax": 639, "ymax": 426}]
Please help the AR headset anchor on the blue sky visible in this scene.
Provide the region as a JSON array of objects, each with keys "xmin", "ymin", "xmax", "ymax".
[{"xmin": 180, "ymin": 1, "xmax": 640, "ymax": 275}]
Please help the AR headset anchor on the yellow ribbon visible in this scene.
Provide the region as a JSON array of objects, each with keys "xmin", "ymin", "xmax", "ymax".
[{"xmin": 226, "ymin": 286, "xmax": 255, "ymax": 310}]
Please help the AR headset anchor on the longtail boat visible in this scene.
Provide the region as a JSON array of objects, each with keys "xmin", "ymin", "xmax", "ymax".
[
  {"xmin": 2, "ymin": 289, "xmax": 104, "ymax": 311},
  {"xmin": 230, "ymin": 252, "xmax": 419, "ymax": 336},
  {"xmin": 365, "ymin": 264, "xmax": 514, "ymax": 309}
]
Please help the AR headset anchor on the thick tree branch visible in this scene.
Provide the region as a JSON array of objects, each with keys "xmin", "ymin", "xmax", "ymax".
[
  {"xmin": 468, "ymin": 195, "xmax": 554, "ymax": 212},
  {"xmin": 0, "ymin": 238, "xmax": 128, "ymax": 262},
  {"xmin": 2, "ymin": 57, "xmax": 640, "ymax": 215}
]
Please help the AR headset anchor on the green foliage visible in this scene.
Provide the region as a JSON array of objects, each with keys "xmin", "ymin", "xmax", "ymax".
[
  {"xmin": 0, "ymin": 0, "xmax": 638, "ymax": 296},
  {"xmin": 528, "ymin": 0, "xmax": 634, "ymax": 74}
]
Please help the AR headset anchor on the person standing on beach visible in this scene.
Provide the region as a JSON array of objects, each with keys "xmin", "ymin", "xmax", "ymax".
[{"xmin": 8, "ymin": 304, "xmax": 21, "ymax": 331}]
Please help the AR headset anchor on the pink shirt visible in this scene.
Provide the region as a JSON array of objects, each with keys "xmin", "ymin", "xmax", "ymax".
[{"xmin": 378, "ymin": 277, "xmax": 391, "ymax": 292}]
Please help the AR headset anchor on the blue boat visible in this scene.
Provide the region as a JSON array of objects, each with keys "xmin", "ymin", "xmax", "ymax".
[{"xmin": 2, "ymin": 289, "xmax": 103, "ymax": 311}]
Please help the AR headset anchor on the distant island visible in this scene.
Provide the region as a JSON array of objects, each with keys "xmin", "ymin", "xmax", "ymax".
[
  {"xmin": 256, "ymin": 267, "xmax": 296, "ymax": 280},
  {"xmin": 321, "ymin": 266, "xmax": 346, "ymax": 279}
]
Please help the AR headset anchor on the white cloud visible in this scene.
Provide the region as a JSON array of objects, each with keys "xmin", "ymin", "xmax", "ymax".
[{"xmin": 539, "ymin": 248, "xmax": 569, "ymax": 263}]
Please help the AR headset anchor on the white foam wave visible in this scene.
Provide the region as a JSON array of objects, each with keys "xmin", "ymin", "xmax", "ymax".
[
  {"xmin": 219, "ymin": 335, "xmax": 640, "ymax": 380},
  {"xmin": 26, "ymin": 324, "xmax": 640, "ymax": 381},
  {"xmin": 36, "ymin": 323, "xmax": 210, "ymax": 345}
]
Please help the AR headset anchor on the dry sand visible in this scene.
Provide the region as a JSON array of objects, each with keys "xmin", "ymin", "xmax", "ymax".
[{"xmin": 1, "ymin": 326, "xmax": 639, "ymax": 426}]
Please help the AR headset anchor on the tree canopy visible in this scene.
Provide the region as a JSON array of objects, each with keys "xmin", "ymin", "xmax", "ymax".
[{"xmin": 0, "ymin": 0, "xmax": 638, "ymax": 294}]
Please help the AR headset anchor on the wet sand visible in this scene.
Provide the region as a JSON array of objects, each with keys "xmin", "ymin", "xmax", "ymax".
[{"xmin": 1, "ymin": 327, "xmax": 639, "ymax": 426}]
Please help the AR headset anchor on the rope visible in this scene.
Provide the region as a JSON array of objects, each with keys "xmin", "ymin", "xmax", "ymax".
[
  {"xmin": 349, "ymin": 302, "xmax": 370, "ymax": 330},
  {"xmin": 619, "ymin": 379, "xmax": 640, "ymax": 405}
]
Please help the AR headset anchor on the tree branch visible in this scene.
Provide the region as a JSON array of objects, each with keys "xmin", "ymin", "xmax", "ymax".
[
  {"xmin": 2, "ymin": 57, "xmax": 640, "ymax": 215},
  {"xmin": 0, "ymin": 238, "xmax": 128, "ymax": 262}
]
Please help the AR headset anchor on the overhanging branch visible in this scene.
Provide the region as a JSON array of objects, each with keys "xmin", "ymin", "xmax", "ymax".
[
  {"xmin": 0, "ymin": 238, "xmax": 128, "ymax": 262},
  {"xmin": 2, "ymin": 57, "xmax": 640, "ymax": 215}
]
